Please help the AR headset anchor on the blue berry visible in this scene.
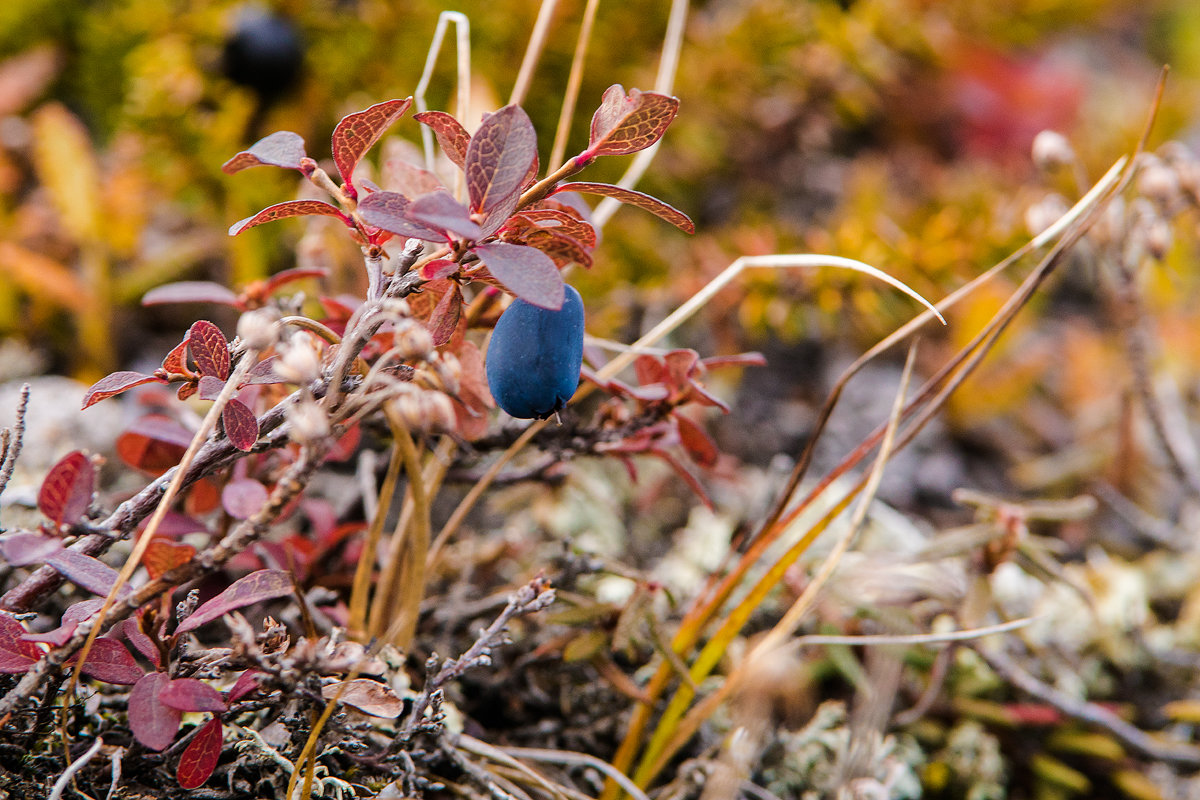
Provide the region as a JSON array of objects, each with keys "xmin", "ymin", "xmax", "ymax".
[{"xmin": 486, "ymin": 286, "xmax": 585, "ymax": 419}]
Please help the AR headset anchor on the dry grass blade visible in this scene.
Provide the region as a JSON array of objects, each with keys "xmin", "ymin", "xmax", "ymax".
[
  {"xmin": 509, "ymin": 0, "xmax": 561, "ymax": 107},
  {"xmin": 415, "ymin": 11, "xmax": 471, "ymax": 175},
  {"xmin": 548, "ymin": 0, "xmax": 601, "ymax": 169}
]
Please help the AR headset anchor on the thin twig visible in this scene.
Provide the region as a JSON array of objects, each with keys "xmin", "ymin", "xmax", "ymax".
[
  {"xmin": 48, "ymin": 736, "xmax": 104, "ymax": 800},
  {"xmin": 508, "ymin": 0, "xmax": 561, "ymax": 107},
  {"xmin": 498, "ymin": 745, "xmax": 653, "ymax": 800},
  {"xmin": 548, "ymin": 0, "xmax": 601, "ymax": 169},
  {"xmin": 0, "ymin": 383, "xmax": 29, "ymax": 500}
]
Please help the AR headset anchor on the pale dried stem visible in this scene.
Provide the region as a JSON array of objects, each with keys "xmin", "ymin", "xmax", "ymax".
[
  {"xmin": 0, "ymin": 383, "xmax": 29, "ymax": 500},
  {"xmin": 509, "ymin": 0, "xmax": 561, "ymax": 107},
  {"xmin": 548, "ymin": 0, "xmax": 601, "ymax": 169}
]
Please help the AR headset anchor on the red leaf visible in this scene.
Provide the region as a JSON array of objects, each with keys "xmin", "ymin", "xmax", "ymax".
[
  {"xmin": 0, "ymin": 613, "xmax": 45, "ymax": 673},
  {"xmin": 46, "ymin": 550, "xmax": 129, "ymax": 598},
  {"xmin": 471, "ymin": 242, "xmax": 564, "ymax": 310},
  {"xmin": 176, "ymin": 569, "xmax": 294, "ymax": 634},
  {"xmin": 129, "ymin": 672, "xmax": 182, "ymax": 750},
  {"xmin": 116, "ymin": 414, "xmax": 192, "ymax": 475},
  {"xmin": 428, "ymin": 285, "xmax": 463, "ymax": 347},
  {"xmin": 586, "ymin": 85, "xmax": 679, "ymax": 159},
  {"xmin": 407, "ymin": 192, "xmax": 481, "ymax": 239},
  {"xmin": 331, "ymin": 98, "xmax": 414, "ymax": 187},
  {"xmin": 187, "ymin": 321, "xmax": 230, "ymax": 380},
  {"xmin": 419, "ymin": 258, "xmax": 459, "ymax": 282},
  {"xmin": 357, "ymin": 191, "xmax": 447, "ymax": 241},
  {"xmin": 221, "ymin": 479, "xmax": 269, "ymax": 520},
  {"xmin": 143, "ymin": 538, "xmax": 196, "ymax": 580},
  {"xmin": 413, "ymin": 110, "xmax": 470, "ymax": 169},
  {"xmin": 113, "ymin": 617, "xmax": 160, "ymax": 668},
  {"xmin": 465, "ymin": 105, "xmax": 537, "ymax": 214},
  {"xmin": 262, "ymin": 266, "xmax": 331, "ymax": 295},
  {"xmin": 674, "ymin": 414, "xmax": 719, "ymax": 468},
  {"xmin": 516, "ymin": 208, "xmax": 597, "ymax": 248},
  {"xmin": 0, "ymin": 531, "xmax": 62, "ymax": 566},
  {"xmin": 654, "ymin": 449, "xmax": 714, "ymax": 511},
  {"xmin": 555, "ymin": 182, "xmax": 694, "ymax": 234},
  {"xmin": 222, "ymin": 400, "xmax": 259, "ymax": 452},
  {"xmin": 177, "ymin": 717, "xmax": 223, "ymax": 790},
  {"xmin": 159, "ymin": 678, "xmax": 228, "ymax": 712},
  {"xmin": 161, "ymin": 339, "xmax": 189, "ymax": 375},
  {"xmin": 228, "ymin": 200, "xmax": 349, "ymax": 236},
  {"xmin": 71, "ymin": 637, "xmax": 143, "ymax": 685},
  {"xmin": 196, "ymin": 375, "xmax": 224, "ymax": 401},
  {"xmin": 142, "ymin": 281, "xmax": 241, "ymax": 307},
  {"xmin": 519, "ymin": 228, "xmax": 593, "ymax": 268},
  {"xmin": 82, "ymin": 371, "xmax": 163, "ymax": 409},
  {"xmin": 36, "ymin": 451, "xmax": 94, "ymax": 527},
  {"xmin": 226, "ymin": 669, "xmax": 264, "ymax": 702},
  {"xmin": 222, "ymin": 130, "xmax": 307, "ymax": 174}
]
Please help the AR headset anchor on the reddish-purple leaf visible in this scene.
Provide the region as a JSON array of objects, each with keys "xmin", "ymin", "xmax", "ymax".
[
  {"xmin": 517, "ymin": 209, "xmax": 597, "ymax": 248},
  {"xmin": 227, "ymin": 669, "xmax": 264, "ymax": 702},
  {"xmin": 82, "ymin": 371, "xmax": 164, "ymax": 409},
  {"xmin": 24, "ymin": 598, "xmax": 102, "ymax": 645},
  {"xmin": 465, "ymin": 105, "xmax": 537, "ymax": 214},
  {"xmin": 116, "ymin": 414, "xmax": 192, "ymax": 475},
  {"xmin": 357, "ymin": 191, "xmax": 447, "ymax": 241},
  {"xmin": 471, "ymin": 242, "xmax": 564, "ymax": 310},
  {"xmin": 263, "ymin": 266, "xmax": 330, "ymax": 294},
  {"xmin": 0, "ymin": 531, "xmax": 63, "ymax": 566},
  {"xmin": 383, "ymin": 158, "xmax": 446, "ymax": 197},
  {"xmin": 419, "ymin": 258, "xmax": 459, "ymax": 282},
  {"xmin": 222, "ymin": 400, "xmax": 259, "ymax": 452},
  {"xmin": 143, "ymin": 538, "xmax": 196, "ymax": 580},
  {"xmin": 142, "ymin": 282, "xmax": 241, "ymax": 307},
  {"xmin": 39, "ymin": 451, "xmax": 95, "ymax": 528},
  {"xmin": 413, "ymin": 110, "xmax": 470, "ymax": 169},
  {"xmin": 46, "ymin": 550, "xmax": 131, "ymax": 598},
  {"xmin": 0, "ymin": 613, "xmax": 45, "ymax": 673},
  {"xmin": 245, "ymin": 357, "xmax": 285, "ymax": 385},
  {"xmin": 228, "ymin": 200, "xmax": 349, "ymax": 236},
  {"xmin": 586, "ymin": 85, "xmax": 679, "ymax": 158},
  {"xmin": 478, "ymin": 189, "xmax": 522, "ymax": 238},
  {"xmin": 159, "ymin": 678, "xmax": 228, "ymax": 712},
  {"xmin": 331, "ymin": 98, "xmax": 414, "ymax": 187},
  {"xmin": 222, "ymin": 130, "xmax": 307, "ymax": 174},
  {"xmin": 408, "ymin": 192, "xmax": 481, "ymax": 239},
  {"xmin": 221, "ymin": 479, "xmax": 269, "ymax": 520},
  {"xmin": 428, "ymin": 285, "xmax": 463, "ymax": 347},
  {"xmin": 113, "ymin": 617, "xmax": 160, "ymax": 668},
  {"xmin": 70, "ymin": 637, "xmax": 143, "ymax": 685},
  {"xmin": 129, "ymin": 672, "xmax": 182, "ymax": 750},
  {"xmin": 519, "ymin": 228, "xmax": 593, "ymax": 268},
  {"xmin": 196, "ymin": 375, "xmax": 225, "ymax": 401},
  {"xmin": 554, "ymin": 182, "xmax": 694, "ymax": 233},
  {"xmin": 177, "ymin": 716, "xmax": 223, "ymax": 790},
  {"xmin": 176, "ymin": 569, "xmax": 294, "ymax": 634},
  {"xmin": 188, "ymin": 321, "xmax": 230, "ymax": 380}
]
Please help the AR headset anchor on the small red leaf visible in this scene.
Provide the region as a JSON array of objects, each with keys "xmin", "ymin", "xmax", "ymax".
[
  {"xmin": 113, "ymin": 617, "xmax": 161, "ymax": 668},
  {"xmin": 413, "ymin": 110, "xmax": 470, "ymax": 169},
  {"xmin": 0, "ymin": 531, "xmax": 62, "ymax": 566},
  {"xmin": 142, "ymin": 282, "xmax": 241, "ymax": 307},
  {"xmin": 0, "ymin": 613, "xmax": 45, "ymax": 673},
  {"xmin": 159, "ymin": 678, "xmax": 228, "ymax": 712},
  {"xmin": 262, "ymin": 266, "xmax": 330, "ymax": 295},
  {"xmin": 227, "ymin": 669, "xmax": 264, "ymax": 702},
  {"xmin": 46, "ymin": 550, "xmax": 131, "ymax": 598},
  {"xmin": 82, "ymin": 372, "xmax": 163, "ymax": 409},
  {"xmin": 161, "ymin": 339, "xmax": 190, "ymax": 375},
  {"xmin": 70, "ymin": 637, "xmax": 143, "ymax": 685},
  {"xmin": 419, "ymin": 258, "xmax": 459, "ymax": 281},
  {"xmin": 357, "ymin": 191, "xmax": 447, "ymax": 241},
  {"xmin": 407, "ymin": 192, "xmax": 481, "ymax": 239},
  {"xmin": 331, "ymin": 98, "xmax": 414, "ymax": 187},
  {"xmin": 428, "ymin": 285, "xmax": 463, "ymax": 347},
  {"xmin": 197, "ymin": 375, "xmax": 225, "ymax": 401},
  {"xmin": 586, "ymin": 85, "xmax": 679, "ymax": 158},
  {"xmin": 187, "ymin": 321, "xmax": 231, "ymax": 380},
  {"xmin": 221, "ymin": 479, "xmax": 269, "ymax": 520},
  {"xmin": 228, "ymin": 200, "xmax": 349, "ymax": 236},
  {"xmin": 177, "ymin": 716, "xmax": 223, "ymax": 790},
  {"xmin": 471, "ymin": 242, "xmax": 564, "ymax": 310},
  {"xmin": 116, "ymin": 414, "xmax": 192, "ymax": 475},
  {"xmin": 176, "ymin": 569, "xmax": 294, "ymax": 634},
  {"xmin": 516, "ymin": 209, "xmax": 597, "ymax": 248},
  {"xmin": 519, "ymin": 228, "xmax": 593, "ymax": 268},
  {"xmin": 222, "ymin": 130, "xmax": 307, "ymax": 174},
  {"xmin": 465, "ymin": 105, "xmax": 537, "ymax": 214},
  {"xmin": 37, "ymin": 451, "xmax": 94, "ymax": 527},
  {"xmin": 555, "ymin": 182, "xmax": 694, "ymax": 233},
  {"xmin": 143, "ymin": 538, "xmax": 196, "ymax": 580},
  {"xmin": 129, "ymin": 672, "xmax": 182, "ymax": 750},
  {"xmin": 222, "ymin": 400, "xmax": 259, "ymax": 452},
  {"xmin": 674, "ymin": 414, "xmax": 719, "ymax": 469}
]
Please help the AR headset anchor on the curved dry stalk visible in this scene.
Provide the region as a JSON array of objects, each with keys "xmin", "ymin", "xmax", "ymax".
[
  {"xmin": 381, "ymin": 408, "xmax": 431, "ymax": 649},
  {"xmin": 347, "ymin": 440, "xmax": 405, "ymax": 637},
  {"xmin": 416, "ymin": 11, "xmax": 471, "ymax": 175},
  {"xmin": 509, "ymin": 0, "xmax": 561, "ymax": 107},
  {"xmin": 548, "ymin": 0, "xmax": 601, "ymax": 169},
  {"xmin": 499, "ymin": 745, "xmax": 654, "ymax": 800}
]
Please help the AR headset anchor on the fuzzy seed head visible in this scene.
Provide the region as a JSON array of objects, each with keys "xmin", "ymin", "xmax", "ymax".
[
  {"xmin": 286, "ymin": 399, "xmax": 329, "ymax": 444},
  {"xmin": 236, "ymin": 308, "xmax": 281, "ymax": 351},
  {"xmin": 393, "ymin": 320, "xmax": 434, "ymax": 362},
  {"xmin": 1137, "ymin": 161, "xmax": 1181, "ymax": 207},
  {"xmin": 275, "ymin": 336, "xmax": 324, "ymax": 384},
  {"xmin": 1031, "ymin": 130, "xmax": 1075, "ymax": 171},
  {"xmin": 433, "ymin": 352, "xmax": 462, "ymax": 395}
]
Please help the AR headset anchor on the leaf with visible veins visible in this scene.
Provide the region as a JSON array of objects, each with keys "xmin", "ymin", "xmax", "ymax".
[
  {"xmin": 228, "ymin": 200, "xmax": 349, "ymax": 236},
  {"xmin": 471, "ymin": 242, "xmax": 564, "ymax": 310},
  {"xmin": 413, "ymin": 110, "xmax": 470, "ymax": 169},
  {"xmin": 221, "ymin": 131, "xmax": 307, "ymax": 174},
  {"xmin": 586, "ymin": 85, "xmax": 679, "ymax": 159},
  {"xmin": 555, "ymin": 182, "xmax": 694, "ymax": 234},
  {"xmin": 331, "ymin": 98, "xmax": 413, "ymax": 187},
  {"xmin": 465, "ymin": 105, "xmax": 537, "ymax": 214}
]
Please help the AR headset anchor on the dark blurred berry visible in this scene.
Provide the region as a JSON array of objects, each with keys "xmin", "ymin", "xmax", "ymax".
[{"xmin": 222, "ymin": 7, "xmax": 304, "ymax": 103}]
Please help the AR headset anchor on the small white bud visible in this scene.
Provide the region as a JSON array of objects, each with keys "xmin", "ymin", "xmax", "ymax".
[
  {"xmin": 1137, "ymin": 161, "xmax": 1181, "ymax": 207},
  {"xmin": 275, "ymin": 336, "xmax": 324, "ymax": 384},
  {"xmin": 1031, "ymin": 130, "xmax": 1075, "ymax": 171},
  {"xmin": 286, "ymin": 400, "xmax": 329, "ymax": 444},
  {"xmin": 393, "ymin": 320, "xmax": 434, "ymax": 362},
  {"xmin": 236, "ymin": 308, "xmax": 280, "ymax": 351}
]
